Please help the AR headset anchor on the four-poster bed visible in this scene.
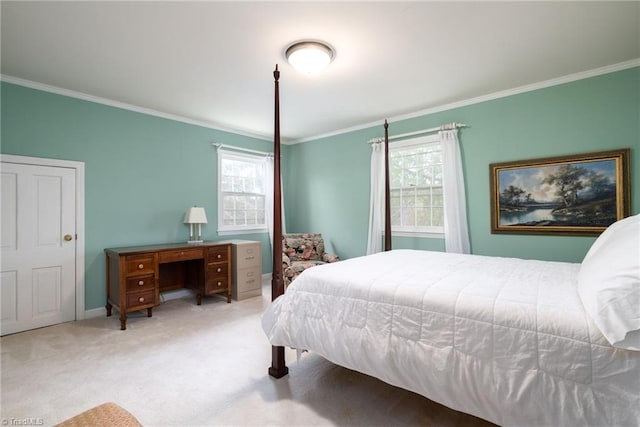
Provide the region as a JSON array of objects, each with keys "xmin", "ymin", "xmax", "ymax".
[
  {"xmin": 264, "ymin": 67, "xmax": 640, "ymax": 426},
  {"xmin": 268, "ymin": 65, "xmax": 287, "ymax": 379}
]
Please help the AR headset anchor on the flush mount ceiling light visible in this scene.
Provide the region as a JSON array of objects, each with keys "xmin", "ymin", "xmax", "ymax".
[{"xmin": 285, "ymin": 40, "xmax": 335, "ymax": 74}]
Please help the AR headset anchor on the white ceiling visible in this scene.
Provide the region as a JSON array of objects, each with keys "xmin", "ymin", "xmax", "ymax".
[{"xmin": 2, "ymin": 1, "xmax": 639, "ymax": 143}]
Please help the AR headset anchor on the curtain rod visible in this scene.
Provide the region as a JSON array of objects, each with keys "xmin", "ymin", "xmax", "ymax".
[
  {"xmin": 368, "ymin": 122, "xmax": 467, "ymax": 144},
  {"xmin": 212, "ymin": 142, "xmax": 273, "ymax": 157}
]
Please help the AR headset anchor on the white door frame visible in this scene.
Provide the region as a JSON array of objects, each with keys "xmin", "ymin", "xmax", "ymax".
[{"xmin": 0, "ymin": 154, "xmax": 85, "ymax": 320}]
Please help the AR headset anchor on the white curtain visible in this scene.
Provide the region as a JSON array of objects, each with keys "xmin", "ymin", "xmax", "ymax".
[
  {"xmin": 440, "ymin": 130, "xmax": 471, "ymax": 254},
  {"xmin": 366, "ymin": 141, "xmax": 385, "ymax": 255},
  {"xmin": 265, "ymin": 155, "xmax": 286, "ymax": 251}
]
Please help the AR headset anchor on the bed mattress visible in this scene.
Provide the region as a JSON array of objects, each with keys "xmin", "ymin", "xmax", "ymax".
[{"xmin": 262, "ymin": 249, "xmax": 640, "ymax": 426}]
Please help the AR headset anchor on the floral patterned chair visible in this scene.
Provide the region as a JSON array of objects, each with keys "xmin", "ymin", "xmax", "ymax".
[{"xmin": 282, "ymin": 233, "xmax": 340, "ymax": 287}]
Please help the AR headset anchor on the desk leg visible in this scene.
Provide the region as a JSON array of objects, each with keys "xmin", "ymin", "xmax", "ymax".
[
  {"xmin": 196, "ymin": 293, "xmax": 202, "ymax": 305},
  {"xmin": 119, "ymin": 313, "xmax": 127, "ymax": 331},
  {"xmin": 147, "ymin": 308, "xmax": 152, "ymax": 317},
  {"xmin": 106, "ymin": 302, "xmax": 112, "ymax": 317}
]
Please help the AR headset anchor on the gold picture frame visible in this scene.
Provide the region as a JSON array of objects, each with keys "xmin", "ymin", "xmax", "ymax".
[{"xmin": 490, "ymin": 148, "xmax": 631, "ymax": 236}]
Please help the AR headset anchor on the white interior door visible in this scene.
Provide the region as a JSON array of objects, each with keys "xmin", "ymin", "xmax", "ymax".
[{"xmin": 1, "ymin": 162, "xmax": 77, "ymax": 335}]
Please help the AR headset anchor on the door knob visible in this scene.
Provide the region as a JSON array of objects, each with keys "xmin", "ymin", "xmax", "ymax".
[{"xmin": 64, "ymin": 234, "xmax": 73, "ymax": 241}]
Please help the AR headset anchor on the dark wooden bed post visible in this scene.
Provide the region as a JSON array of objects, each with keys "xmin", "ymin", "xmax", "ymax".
[
  {"xmin": 383, "ymin": 120, "xmax": 392, "ymax": 251},
  {"xmin": 269, "ymin": 65, "xmax": 289, "ymax": 379}
]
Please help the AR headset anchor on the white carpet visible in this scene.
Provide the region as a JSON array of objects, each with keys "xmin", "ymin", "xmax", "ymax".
[{"xmin": 1, "ymin": 284, "xmax": 493, "ymax": 426}]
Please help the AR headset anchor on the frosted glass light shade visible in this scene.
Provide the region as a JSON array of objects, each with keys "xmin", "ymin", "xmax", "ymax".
[
  {"xmin": 286, "ymin": 41, "xmax": 334, "ymax": 74},
  {"xmin": 184, "ymin": 207, "xmax": 208, "ymax": 224}
]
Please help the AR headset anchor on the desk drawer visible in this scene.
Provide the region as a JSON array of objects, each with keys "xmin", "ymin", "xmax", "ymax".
[
  {"xmin": 126, "ymin": 289, "xmax": 155, "ymax": 309},
  {"xmin": 205, "ymin": 276, "xmax": 229, "ymax": 294},
  {"xmin": 125, "ymin": 254, "xmax": 155, "ymax": 275},
  {"xmin": 126, "ymin": 274, "xmax": 155, "ymax": 291},
  {"xmin": 159, "ymin": 248, "xmax": 203, "ymax": 263},
  {"xmin": 208, "ymin": 245, "xmax": 229, "ymax": 263},
  {"xmin": 207, "ymin": 263, "xmax": 229, "ymax": 277}
]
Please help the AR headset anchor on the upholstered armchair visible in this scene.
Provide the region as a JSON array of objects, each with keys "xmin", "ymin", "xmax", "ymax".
[{"xmin": 282, "ymin": 233, "xmax": 340, "ymax": 287}]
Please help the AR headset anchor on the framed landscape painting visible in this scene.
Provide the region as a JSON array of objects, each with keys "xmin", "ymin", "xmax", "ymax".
[{"xmin": 490, "ymin": 148, "xmax": 631, "ymax": 236}]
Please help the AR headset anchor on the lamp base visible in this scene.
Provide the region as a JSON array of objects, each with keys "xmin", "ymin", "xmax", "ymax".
[{"xmin": 187, "ymin": 240, "xmax": 204, "ymax": 245}]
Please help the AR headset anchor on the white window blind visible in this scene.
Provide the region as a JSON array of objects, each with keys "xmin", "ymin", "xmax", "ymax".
[
  {"xmin": 389, "ymin": 135, "xmax": 444, "ymax": 235},
  {"xmin": 217, "ymin": 150, "xmax": 267, "ymax": 234}
]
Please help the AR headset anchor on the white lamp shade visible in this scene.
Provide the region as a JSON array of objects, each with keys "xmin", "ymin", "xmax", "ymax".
[{"xmin": 184, "ymin": 207, "xmax": 208, "ymax": 224}]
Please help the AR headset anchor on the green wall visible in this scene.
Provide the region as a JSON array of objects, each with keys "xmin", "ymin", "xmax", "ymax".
[
  {"xmin": 2, "ymin": 67, "xmax": 638, "ymax": 311},
  {"xmin": 1, "ymin": 82, "xmax": 283, "ymax": 310},
  {"xmin": 286, "ymin": 67, "xmax": 640, "ymax": 262}
]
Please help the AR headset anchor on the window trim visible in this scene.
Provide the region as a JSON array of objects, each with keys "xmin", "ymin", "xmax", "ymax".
[
  {"xmin": 389, "ymin": 134, "xmax": 445, "ymax": 237},
  {"xmin": 217, "ymin": 150, "xmax": 268, "ymax": 235}
]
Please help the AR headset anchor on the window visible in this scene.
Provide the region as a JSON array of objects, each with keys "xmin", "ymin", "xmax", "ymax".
[
  {"xmin": 218, "ymin": 150, "xmax": 267, "ymax": 234},
  {"xmin": 389, "ymin": 135, "xmax": 444, "ymax": 236}
]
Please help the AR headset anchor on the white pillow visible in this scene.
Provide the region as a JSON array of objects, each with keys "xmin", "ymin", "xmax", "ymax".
[{"xmin": 578, "ymin": 214, "xmax": 640, "ymax": 351}]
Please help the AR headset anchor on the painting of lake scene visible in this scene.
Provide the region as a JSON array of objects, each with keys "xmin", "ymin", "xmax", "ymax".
[{"xmin": 490, "ymin": 149, "xmax": 630, "ymax": 235}]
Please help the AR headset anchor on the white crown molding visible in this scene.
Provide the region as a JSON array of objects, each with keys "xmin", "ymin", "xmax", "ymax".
[
  {"xmin": 0, "ymin": 74, "xmax": 273, "ymax": 142},
  {"xmin": 3, "ymin": 58, "xmax": 638, "ymax": 146},
  {"xmin": 292, "ymin": 58, "xmax": 640, "ymax": 144}
]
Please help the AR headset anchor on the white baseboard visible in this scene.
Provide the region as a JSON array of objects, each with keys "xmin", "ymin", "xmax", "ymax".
[
  {"xmin": 85, "ymin": 276, "xmax": 271, "ymax": 319},
  {"xmin": 84, "ymin": 307, "xmax": 105, "ymax": 319},
  {"xmin": 159, "ymin": 288, "xmax": 193, "ymax": 303},
  {"xmin": 84, "ymin": 288, "xmax": 194, "ymax": 319}
]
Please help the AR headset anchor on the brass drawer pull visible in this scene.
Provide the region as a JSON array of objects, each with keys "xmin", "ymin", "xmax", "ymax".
[
  {"xmin": 217, "ymin": 267, "xmax": 222, "ymax": 273},
  {"xmin": 217, "ymin": 281, "xmax": 222, "ymax": 286},
  {"xmin": 138, "ymin": 297, "xmax": 145, "ymax": 303},
  {"xmin": 138, "ymin": 263, "xmax": 144, "ymax": 270},
  {"xmin": 138, "ymin": 280, "xmax": 144, "ymax": 286},
  {"xmin": 217, "ymin": 254, "xmax": 222, "ymax": 259}
]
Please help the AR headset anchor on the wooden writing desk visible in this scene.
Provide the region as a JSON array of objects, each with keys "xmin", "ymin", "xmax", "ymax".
[{"xmin": 105, "ymin": 241, "xmax": 231, "ymax": 330}]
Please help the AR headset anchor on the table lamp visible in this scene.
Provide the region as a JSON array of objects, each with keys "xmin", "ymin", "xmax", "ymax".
[{"xmin": 184, "ymin": 206, "xmax": 208, "ymax": 244}]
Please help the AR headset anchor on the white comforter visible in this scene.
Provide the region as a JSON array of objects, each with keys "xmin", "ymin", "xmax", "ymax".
[{"xmin": 262, "ymin": 250, "xmax": 640, "ymax": 427}]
